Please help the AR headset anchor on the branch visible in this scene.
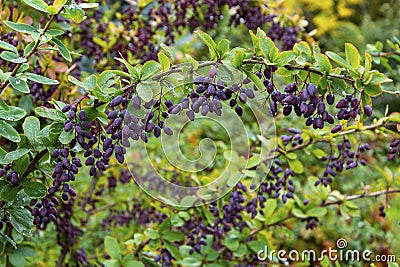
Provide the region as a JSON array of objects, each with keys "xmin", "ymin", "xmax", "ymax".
[
  {"xmin": 242, "ymin": 59, "xmax": 355, "ymax": 83},
  {"xmin": 250, "ymin": 188, "xmax": 400, "ymax": 236},
  {"xmin": 382, "ymin": 89, "xmax": 400, "ymax": 95},
  {"xmin": 56, "ymin": 247, "xmax": 68, "ymax": 267},
  {"xmin": 134, "ymin": 238, "xmax": 151, "ymax": 257},
  {"xmin": 0, "ymin": 11, "xmax": 61, "ymax": 94},
  {"xmin": 323, "ymin": 188, "xmax": 400, "ymax": 206},
  {"xmin": 22, "ymin": 149, "xmax": 48, "ymax": 177},
  {"xmin": 80, "ymin": 171, "xmax": 101, "ymax": 209}
]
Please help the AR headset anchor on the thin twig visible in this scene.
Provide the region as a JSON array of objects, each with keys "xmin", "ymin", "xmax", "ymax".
[
  {"xmin": 80, "ymin": 171, "xmax": 101, "ymax": 209},
  {"xmin": 56, "ymin": 247, "xmax": 68, "ymax": 267},
  {"xmin": 22, "ymin": 149, "xmax": 48, "ymax": 177}
]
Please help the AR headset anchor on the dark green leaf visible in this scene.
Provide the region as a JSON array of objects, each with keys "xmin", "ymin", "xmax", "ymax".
[
  {"xmin": 162, "ymin": 231, "xmax": 184, "ymax": 242},
  {"xmin": 140, "ymin": 60, "xmax": 161, "ymax": 79},
  {"xmin": 23, "ymin": 182, "xmax": 47, "ymax": 198},
  {"xmin": 326, "ymin": 51, "xmax": 357, "ymax": 75},
  {"xmin": 3, "ymin": 21, "xmax": 38, "ymax": 34},
  {"xmin": 4, "ymin": 149, "xmax": 30, "ymax": 163},
  {"xmin": 217, "ymin": 39, "xmax": 230, "ymax": 58},
  {"xmin": 35, "ymin": 107, "xmax": 66, "ymax": 121},
  {"xmin": 9, "ymin": 77, "xmax": 30, "ymax": 93},
  {"xmin": 1, "ymin": 51, "xmax": 27, "ymax": 63},
  {"xmin": 0, "ymin": 185, "xmax": 19, "ymax": 202},
  {"xmin": 63, "ymin": 4, "xmax": 86, "ymax": 23},
  {"xmin": 136, "ymin": 83, "xmax": 153, "ymax": 102},
  {"xmin": 0, "ymin": 40, "xmax": 18, "ymax": 53},
  {"xmin": 0, "ymin": 121, "xmax": 21, "ymax": 142},
  {"xmin": 52, "ymin": 38, "xmax": 72, "ymax": 62},
  {"xmin": 0, "ymin": 232, "xmax": 16, "ymax": 248},
  {"xmin": 25, "ymin": 73, "xmax": 59, "ymax": 85},
  {"xmin": 6, "ymin": 208, "xmax": 34, "ymax": 236},
  {"xmin": 22, "ymin": 116, "xmax": 40, "ymax": 146},
  {"xmin": 315, "ymin": 54, "xmax": 332, "ymax": 73},
  {"xmin": 24, "ymin": 41, "xmax": 36, "ymax": 57},
  {"xmin": 22, "ymin": 0, "xmax": 48, "ymax": 13},
  {"xmin": 104, "ymin": 236, "xmax": 121, "ymax": 260},
  {"xmin": 0, "ymin": 103, "xmax": 26, "ymax": 121}
]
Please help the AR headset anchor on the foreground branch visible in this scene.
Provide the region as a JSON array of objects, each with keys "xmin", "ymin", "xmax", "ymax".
[{"xmin": 250, "ymin": 187, "xmax": 400, "ymax": 236}]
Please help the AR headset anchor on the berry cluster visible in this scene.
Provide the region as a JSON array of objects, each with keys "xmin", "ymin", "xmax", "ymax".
[
  {"xmin": 55, "ymin": 198, "xmax": 83, "ymax": 248},
  {"xmin": 31, "ymin": 145, "xmax": 80, "ymax": 229},
  {"xmin": 0, "ymin": 165, "xmax": 20, "ymax": 186},
  {"xmin": 378, "ymin": 205, "xmax": 386, "ymax": 218},
  {"xmin": 301, "ymin": 217, "xmax": 319, "ymax": 230},
  {"xmin": 316, "ymin": 138, "xmax": 369, "ymax": 186},
  {"xmin": 389, "ymin": 139, "xmax": 400, "ymax": 160},
  {"xmin": 269, "ymin": 81, "xmax": 335, "ymax": 130}
]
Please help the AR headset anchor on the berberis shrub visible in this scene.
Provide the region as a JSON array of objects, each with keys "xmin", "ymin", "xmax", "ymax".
[{"xmin": 0, "ymin": 0, "xmax": 399, "ymax": 266}]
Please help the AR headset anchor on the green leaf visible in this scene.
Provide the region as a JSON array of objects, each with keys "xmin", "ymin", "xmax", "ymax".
[
  {"xmin": 217, "ymin": 39, "xmax": 230, "ymax": 58},
  {"xmin": 0, "ymin": 103, "xmax": 26, "ymax": 121},
  {"xmin": 140, "ymin": 60, "xmax": 161, "ymax": 79},
  {"xmin": 9, "ymin": 77, "xmax": 30, "ymax": 93},
  {"xmin": 195, "ymin": 30, "xmax": 217, "ymax": 58},
  {"xmin": 1, "ymin": 185, "xmax": 19, "ymax": 202},
  {"xmin": 35, "ymin": 107, "xmax": 66, "ymax": 121},
  {"xmin": 46, "ymin": 29, "xmax": 64, "ymax": 37},
  {"xmin": 243, "ymin": 70, "xmax": 263, "ymax": 91},
  {"xmin": 25, "ymin": 73, "xmax": 59, "ymax": 85},
  {"xmin": 64, "ymin": 4, "xmax": 86, "ymax": 23},
  {"xmin": 3, "ymin": 21, "xmax": 38, "ymax": 34},
  {"xmin": 232, "ymin": 50, "xmax": 245, "ymax": 68},
  {"xmin": 0, "ymin": 232, "xmax": 17, "ymax": 248},
  {"xmin": 22, "ymin": 0, "xmax": 48, "ymax": 12},
  {"xmin": 1, "ymin": 51, "xmax": 27, "ymax": 63},
  {"xmin": 115, "ymin": 56, "xmax": 138, "ymax": 79},
  {"xmin": 259, "ymin": 36, "xmax": 277, "ymax": 61},
  {"xmin": 52, "ymin": 38, "xmax": 72, "ymax": 62},
  {"xmin": 345, "ymin": 43, "xmax": 360, "ymax": 69},
  {"xmin": 23, "ymin": 182, "xmax": 47, "ymax": 198},
  {"xmin": 311, "ymin": 148, "xmax": 326, "ymax": 159},
  {"xmin": 24, "ymin": 41, "xmax": 36, "ymax": 57},
  {"xmin": 276, "ymin": 51, "xmax": 296, "ymax": 67},
  {"xmin": 53, "ymin": 0, "xmax": 68, "ymax": 9},
  {"xmin": 98, "ymin": 71, "xmax": 116, "ymax": 88},
  {"xmin": 68, "ymin": 75, "xmax": 84, "ymax": 88},
  {"xmin": 315, "ymin": 54, "xmax": 332, "ymax": 73},
  {"xmin": 22, "ymin": 116, "xmax": 40, "ymax": 146},
  {"xmin": 369, "ymin": 72, "xmax": 392, "ymax": 84},
  {"xmin": 136, "ymin": 83, "xmax": 153, "ymax": 102},
  {"xmin": 364, "ymin": 83, "xmax": 382, "ymax": 96},
  {"xmin": 292, "ymin": 208, "xmax": 308, "ymax": 218},
  {"xmin": 4, "ymin": 149, "xmax": 30, "ymax": 163},
  {"xmin": 294, "ymin": 42, "xmax": 312, "ymax": 60},
  {"xmin": 364, "ymin": 52, "xmax": 372, "ymax": 74},
  {"xmin": 158, "ymin": 52, "xmax": 170, "ymax": 71},
  {"xmin": 104, "ymin": 236, "xmax": 122, "ymax": 260},
  {"xmin": 306, "ymin": 207, "xmax": 327, "ymax": 217},
  {"xmin": 326, "ymin": 51, "xmax": 357, "ymax": 75},
  {"xmin": 0, "ymin": 121, "xmax": 21, "ymax": 142},
  {"xmin": 288, "ymin": 158, "xmax": 304, "ymax": 174},
  {"xmin": 0, "ymin": 40, "xmax": 18, "ymax": 54},
  {"xmin": 160, "ymin": 44, "xmax": 174, "ymax": 62},
  {"xmin": 59, "ymin": 129, "xmax": 75, "ymax": 144},
  {"xmin": 6, "ymin": 208, "xmax": 34, "ymax": 236},
  {"xmin": 159, "ymin": 219, "xmax": 171, "ymax": 233},
  {"xmin": 162, "ymin": 231, "xmax": 184, "ymax": 242}
]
